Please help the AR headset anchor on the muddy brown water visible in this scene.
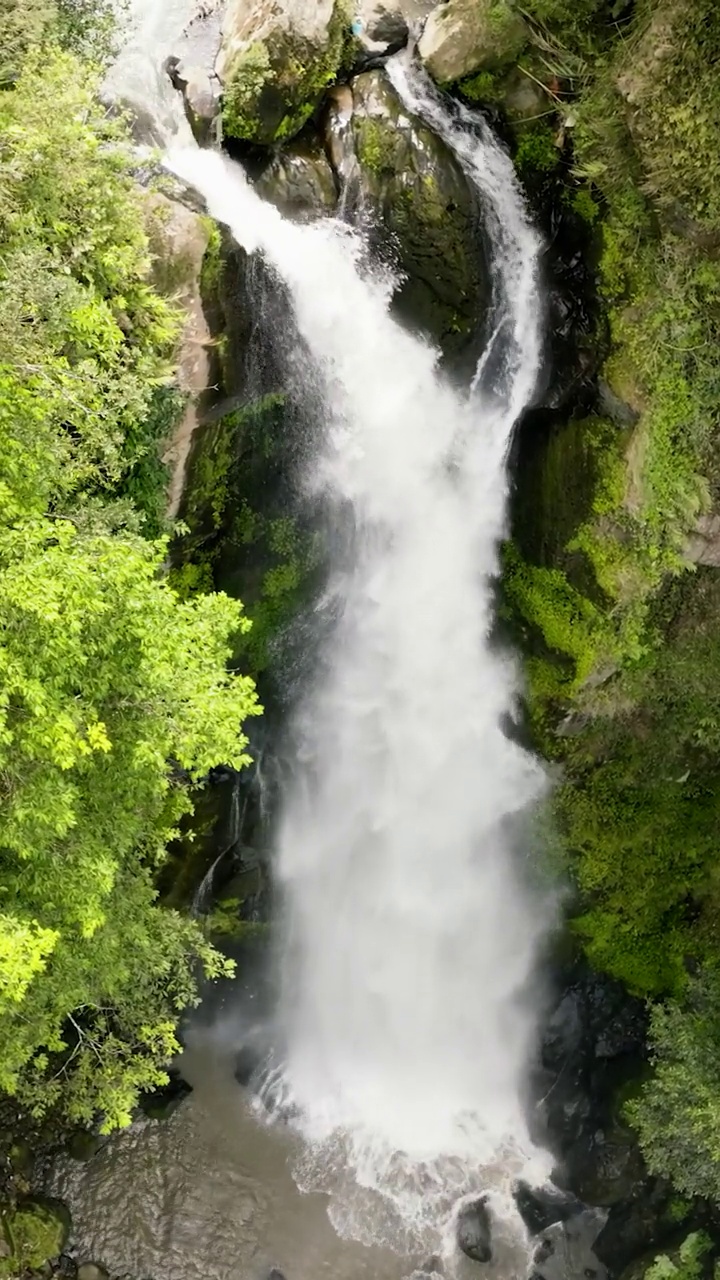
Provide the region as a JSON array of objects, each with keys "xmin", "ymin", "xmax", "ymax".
[{"xmin": 51, "ymin": 1024, "xmax": 533, "ymax": 1280}]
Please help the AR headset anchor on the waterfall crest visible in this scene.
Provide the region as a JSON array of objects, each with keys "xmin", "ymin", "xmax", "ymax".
[{"xmin": 168, "ymin": 55, "xmax": 552, "ymax": 1251}]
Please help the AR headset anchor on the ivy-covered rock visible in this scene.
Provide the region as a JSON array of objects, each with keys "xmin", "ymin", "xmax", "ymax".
[
  {"xmin": 217, "ymin": 0, "xmax": 351, "ymax": 145},
  {"xmin": 418, "ymin": 0, "xmax": 528, "ymax": 85},
  {"xmin": 350, "ymin": 68, "xmax": 489, "ymax": 358},
  {"xmin": 0, "ymin": 1199, "xmax": 70, "ymax": 1276}
]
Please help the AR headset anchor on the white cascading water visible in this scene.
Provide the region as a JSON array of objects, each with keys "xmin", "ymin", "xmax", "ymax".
[{"xmin": 168, "ymin": 52, "xmax": 552, "ymax": 1256}]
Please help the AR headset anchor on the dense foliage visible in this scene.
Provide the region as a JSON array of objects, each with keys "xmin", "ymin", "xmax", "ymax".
[
  {"xmin": 492, "ymin": 0, "xmax": 720, "ymax": 1208},
  {"xmin": 0, "ymin": 20, "xmax": 258, "ymax": 1129}
]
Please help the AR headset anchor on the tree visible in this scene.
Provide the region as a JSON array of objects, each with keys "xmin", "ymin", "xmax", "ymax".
[
  {"xmin": 628, "ymin": 972, "xmax": 720, "ymax": 1202},
  {"xmin": 0, "ymin": 42, "xmax": 262, "ymax": 1128},
  {"xmin": 0, "ymin": 521, "xmax": 259, "ymax": 1128}
]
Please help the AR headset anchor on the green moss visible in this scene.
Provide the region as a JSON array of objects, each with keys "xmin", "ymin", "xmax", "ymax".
[
  {"xmin": 515, "ymin": 122, "xmax": 561, "ymax": 175},
  {"xmin": 222, "ymin": 39, "xmax": 272, "ymax": 140},
  {"xmin": 173, "ymin": 393, "xmax": 321, "ymax": 676},
  {"xmin": 356, "ymin": 118, "xmax": 394, "ymax": 175},
  {"xmin": 0, "ymin": 1200, "xmax": 70, "ymax": 1276},
  {"xmin": 563, "ymin": 184, "xmax": 600, "ymax": 224},
  {"xmin": 117, "ymin": 384, "xmax": 186, "ymax": 537},
  {"xmin": 458, "ymin": 69, "xmax": 502, "ymax": 103},
  {"xmin": 199, "ymin": 218, "xmax": 223, "ymax": 300}
]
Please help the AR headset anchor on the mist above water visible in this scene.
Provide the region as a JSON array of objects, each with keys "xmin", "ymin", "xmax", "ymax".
[{"xmin": 168, "ymin": 54, "xmax": 552, "ymax": 1249}]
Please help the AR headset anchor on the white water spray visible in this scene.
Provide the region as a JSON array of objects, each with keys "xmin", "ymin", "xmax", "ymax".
[{"xmin": 168, "ymin": 56, "xmax": 551, "ymax": 1252}]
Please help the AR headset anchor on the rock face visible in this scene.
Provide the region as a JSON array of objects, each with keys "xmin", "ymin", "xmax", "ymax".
[
  {"xmin": 349, "ymin": 69, "xmax": 489, "ymax": 359},
  {"xmin": 167, "ymin": 56, "xmax": 222, "ymax": 145},
  {"xmin": 418, "ymin": 0, "xmax": 528, "ymax": 85},
  {"xmin": 353, "ymin": 0, "xmax": 410, "ymax": 63},
  {"xmin": 686, "ymin": 513, "xmax": 720, "ymax": 567},
  {"xmin": 533, "ymin": 968, "xmax": 648, "ymax": 1201},
  {"xmin": 143, "ymin": 192, "xmax": 213, "ymax": 521},
  {"xmin": 456, "ymin": 1195, "xmax": 492, "ymax": 1263},
  {"xmin": 527, "ymin": 965, "xmax": 693, "ymax": 1275},
  {"xmin": 217, "ymin": 0, "xmax": 350, "ymax": 144}
]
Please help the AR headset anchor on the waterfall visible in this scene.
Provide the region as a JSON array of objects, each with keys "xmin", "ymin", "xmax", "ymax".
[{"xmin": 167, "ymin": 56, "xmax": 552, "ymax": 1254}]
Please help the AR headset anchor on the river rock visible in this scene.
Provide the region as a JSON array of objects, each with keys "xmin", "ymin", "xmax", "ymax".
[
  {"xmin": 217, "ymin": 0, "xmax": 350, "ymax": 144},
  {"xmin": 418, "ymin": 0, "xmax": 528, "ymax": 85},
  {"xmin": 256, "ymin": 146, "xmax": 338, "ymax": 219},
  {"xmin": 350, "ymin": 68, "xmax": 489, "ymax": 360},
  {"xmin": 456, "ymin": 1194, "xmax": 492, "ymax": 1263},
  {"xmin": 77, "ymin": 1264, "xmax": 109, "ymax": 1280}
]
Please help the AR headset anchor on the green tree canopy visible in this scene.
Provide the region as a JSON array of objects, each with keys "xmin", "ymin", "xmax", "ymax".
[{"xmin": 0, "ymin": 28, "xmax": 261, "ymax": 1129}]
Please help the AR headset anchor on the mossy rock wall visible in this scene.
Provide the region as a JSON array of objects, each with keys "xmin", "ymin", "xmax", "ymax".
[
  {"xmin": 218, "ymin": 0, "xmax": 351, "ymax": 144},
  {"xmin": 350, "ymin": 68, "xmax": 490, "ymax": 363}
]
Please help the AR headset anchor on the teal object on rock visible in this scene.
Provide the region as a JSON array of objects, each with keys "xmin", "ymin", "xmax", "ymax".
[{"xmin": 351, "ymin": 18, "xmax": 363, "ymax": 35}]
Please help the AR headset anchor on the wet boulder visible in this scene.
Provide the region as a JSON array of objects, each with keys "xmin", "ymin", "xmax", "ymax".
[
  {"xmin": 217, "ymin": 0, "xmax": 350, "ymax": 145},
  {"xmin": 456, "ymin": 1195, "xmax": 493, "ymax": 1263},
  {"xmin": 349, "ymin": 68, "xmax": 490, "ymax": 361},
  {"xmin": 513, "ymin": 1179, "xmax": 585, "ymax": 1237},
  {"xmin": 140, "ymin": 1071, "xmax": 193, "ymax": 1121},
  {"xmin": 419, "ymin": 0, "xmax": 528, "ymax": 85},
  {"xmin": 256, "ymin": 145, "xmax": 338, "ymax": 219},
  {"xmin": 593, "ymin": 1179, "xmax": 691, "ymax": 1277},
  {"xmin": 77, "ymin": 1265, "xmax": 109, "ymax": 1280},
  {"xmin": 353, "ymin": 1, "xmax": 409, "ymax": 64},
  {"xmin": 531, "ymin": 1209, "xmax": 608, "ymax": 1280}
]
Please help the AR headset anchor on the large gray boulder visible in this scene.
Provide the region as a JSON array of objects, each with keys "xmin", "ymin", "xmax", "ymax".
[
  {"xmin": 217, "ymin": 0, "xmax": 350, "ymax": 144},
  {"xmin": 349, "ymin": 69, "xmax": 489, "ymax": 359},
  {"xmin": 418, "ymin": 0, "xmax": 528, "ymax": 85}
]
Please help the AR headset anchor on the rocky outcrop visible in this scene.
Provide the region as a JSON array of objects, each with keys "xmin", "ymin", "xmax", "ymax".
[
  {"xmin": 249, "ymin": 65, "xmax": 488, "ymax": 358},
  {"xmin": 143, "ymin": 192, "xmax": 214, "ymax": 521},
  {"xmin": 418, "ymin": 0, "xmax": 528, "ymax": 85},
  {"xmin": 526, "ymin": 966, "xmax": 698, "ymax": 1276},
  {"xmin": 531, "ymin": 1207, "xmax": 609, "ymax": 1280},
  {"xmin": 685, "ymin": 513, "xmax": 720, "ymax": 567},
  {"xmin": 349, "ymin": 69, "xmax": 489, "ymax": 359},
  {"xmin": 217, "ymin": 0, "xmax": 350, "ymax": 145},
  {"xmin": 167, "ymin": 56, "xmax": 222, "ymax": 145}
]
